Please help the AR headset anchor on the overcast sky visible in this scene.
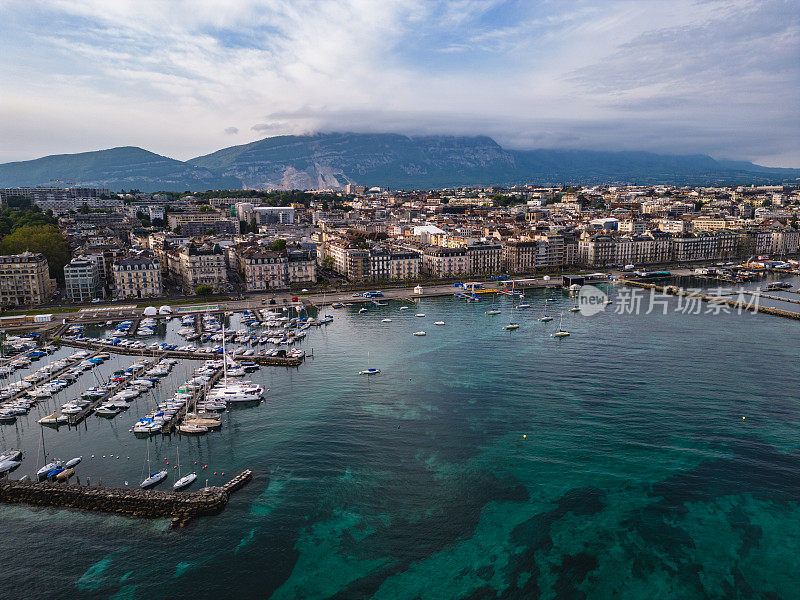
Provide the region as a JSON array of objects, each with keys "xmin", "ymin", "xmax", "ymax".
[{"xmin": 1, "ymin": 0, "xmax": 798, "ymax": 166}]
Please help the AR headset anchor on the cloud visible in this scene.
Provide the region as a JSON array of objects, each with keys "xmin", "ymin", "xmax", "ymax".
[
  {"xmin": 224, "ymin": 127, "xmax": 239, "ymax": 135},
  {"xmin": 0, "ymin": 0, "xmax": 797, "ymax": 166}
]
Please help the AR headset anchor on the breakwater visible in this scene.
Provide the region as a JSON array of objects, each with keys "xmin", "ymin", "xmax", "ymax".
[
  {"xmin": 622, "ymin": 280, "xmax": 800, "ymax": 320},
  {"xmin": 58, "ymin": 339, "xmax": 303, "ymax": 366},
  {"xmin": 0, "ymin": 470, "xmax": 253, "ymax": 528}
]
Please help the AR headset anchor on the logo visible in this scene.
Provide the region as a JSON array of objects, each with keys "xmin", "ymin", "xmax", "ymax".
[{"xmin": 577, "ymin": 284, "xmax": 608, "ymax": 316}]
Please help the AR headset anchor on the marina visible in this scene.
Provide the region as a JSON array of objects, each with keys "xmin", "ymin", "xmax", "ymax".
[{"xmin": 0, "ymin": 275, "xmax": 798, "ymax": 598}]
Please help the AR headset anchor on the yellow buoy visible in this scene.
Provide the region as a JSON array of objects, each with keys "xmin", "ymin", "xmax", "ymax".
[
  {"xmin": 742, "ymin": 416, "xmax": 746, "ymax": 420},
  {"xmin": 523, "ymin": 434, "xmax": 527, "ymax": 439}
]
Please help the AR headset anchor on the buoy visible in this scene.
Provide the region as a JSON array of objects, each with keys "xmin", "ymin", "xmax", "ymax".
[
  {"xmin": 166, "ymin": 461, "xmax": 169, "ymax": 465},
  {"xmin": 174, "ymin": 466, "xmax": 178, "ymax": 469},
  {"xmin": 116, "ymin": 456, "xmax": 119, "ymax": 459},
  {"xmin": 194, "ymin": 461, "xmax": 198, "ymax": 464},
  {"xmin": 124, "ymin": 481, "xmax": 128, "ymax": 486},
  {"xmin": 742, "ymin": 416, "xmax": 746, "ymax": 420},
  {"xmin": 213, "ymin": 471, "xmax": 217, "ymax": 475},
  {"xmin": 221, "ymin": 472, "xmax": 225, "ymax": 476},
  {"xmin": 102, "ymin": 455, "xmax": 105, "ymax": 458},
  {"xmin": 91, "ymin": 455, "xmax": 95, "ymax": 458},
  {"xmin": 523, "ymin": 434, "xmax": 527, "ymax": 439}
]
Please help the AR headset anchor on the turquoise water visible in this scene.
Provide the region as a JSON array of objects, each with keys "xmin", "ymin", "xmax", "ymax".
[{"xmin": 1, "ymin": 276, "xmax": 799, "ymax": 599}]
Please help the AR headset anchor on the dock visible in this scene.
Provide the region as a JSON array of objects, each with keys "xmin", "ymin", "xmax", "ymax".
[
  {"xmin": 0, "ymin": 470, "xmax": 253, "ymax": 528},
  {"xmin": 66, "ymin": 355, "xmax": 162, "ymax": 426},
  {"xmin": 0, "ymin": 350, "xmax": 102, "ymax": 411},
  {"xmin": 622, "ymin": 280, "xmax": 800, "ymax": 320},
  {"xmin": 161, "ymin": 364, "xmax": 226, "ymax": 434},
  {"xmin": 58, "ymin": 339, "xmax": 303, "ymax": 366}
]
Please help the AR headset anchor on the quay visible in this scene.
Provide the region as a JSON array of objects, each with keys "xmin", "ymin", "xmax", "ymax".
[
  {"xmin": 0, "ymin": 470, "xmax": 253, "ymax": 528},
  {"xmin": 622, "ymin": 280, "xmax": 800, "ymax": 321},
  {"xmin": 57, "ymin": 339, "xmax": 302, "ymax": 367}
]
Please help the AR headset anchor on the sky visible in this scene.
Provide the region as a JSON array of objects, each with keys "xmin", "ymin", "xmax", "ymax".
[{"xmin": 1, "ymin": 0, "xmax": 798, "ymax": 166}]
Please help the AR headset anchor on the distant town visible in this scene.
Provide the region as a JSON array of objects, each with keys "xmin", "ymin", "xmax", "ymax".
[{"xmin": 0, "ymin": 182, "xmax": 797, "ymax": 313}]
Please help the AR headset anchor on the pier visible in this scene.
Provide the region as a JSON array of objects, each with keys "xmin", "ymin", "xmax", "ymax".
[
  {"xmin": 0, "ymin": 350, "xmax": 102, "ymax": 411},
  {"xmin": 622, "ymin": 280, "xmax": 800, "ymax": 320},
  {"xmin": 57, "ymin": 339, "xmax": 303, "ymax": 366},
  {"xmin": 0, "ymin": 470, "xmax": 253, "ymax": 528},
  {"xmin": 161, "ymin": 363, "xmax": 226, "ymax": 434},
  {"xmin": 66, "ymin": 355, "xmax": 162, "ymax": 426}
]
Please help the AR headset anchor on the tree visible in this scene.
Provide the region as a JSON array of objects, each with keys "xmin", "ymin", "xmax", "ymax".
[
  {"xmin": 79, "ymin": 203, "xmax": 90, "ymax": 214},
  {"xmin": 322, "ymin": 256, "xmax": 334, "ymax": 270},
  {"xmin": 791, "ymin": 213, "xmax": 798, "ymax": 229},
  {"xmin": 0, "ymin": 224, "xmax": 70, "ymax": 283},
  {"xmin": 269, "ymin": 238, "xmax": 287, "ymax": 251},
  {"xmin": 195, "ymin": 285, "xmax": 213, "ymax": 296}
]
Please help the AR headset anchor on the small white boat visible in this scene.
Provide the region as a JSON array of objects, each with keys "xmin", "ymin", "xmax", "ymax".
[
  {"xmin": 381, "ymin": 318, "xmax": 392, "ymax": 323},
  {"xmin": 604, "ymin": 300, "xmax": 613, "ymax": 305},
  {"xmin": 504, "ymin": 323, "xmax": 520, "ymax": 330},
  {"xmin": 359, "ymin": 307, "xmax": 368, "ymax": 313},
  {"xmin": 65, "ymin": 456, "xmax": 82, "ymax": 468},
  {"xmin": 539, "ymin": 315, "xmax": 554, "ymax": 322},
  {"xmin": 569, "ymin": 306, "xmax": 580, "ymax": 312},
  {"xmin": 517, "ymin": 303, "xmax": 531, "ymax": 309},
  {"xmin": 485, "ymin": 309, "xmax": 501, "ymax": 315},
  {"xmin": 412, "ymin": 331, "xmax": 427, "ymax": 336},
  {"xmin": 0, "ymin": 459, "xmax": 21, "ymax": 474},
  {"xmin": 433, "ymin": 321, "xmax": 445, "ymax": 326},
  {"xmin": 37, "ymin": 461, "xmax": 62, "ymax": 478},
  {"xmin": 552, "ymin": 313, "xmax": 571, "ymax": 338},
  {"xmin": 399, "ymin": 306, "xmax": 409, "ymax": 311},
  {"xmin": 359, "ymin": 368, "xmax": 381, "ymax": 375},
  {"xmin": 173, "ymin": 472, "xmax": 197, "ymax": 490},
  {"xmin": 415, "ymin": 313, "xmax": 425, "ymax": 318},
  {"xmin": 141, "ymin": 470, "xmax": 168, "ymax": 488},
  {"xmin": 177, "ymin": 423, "xmax": 208, "ymax": 435}
]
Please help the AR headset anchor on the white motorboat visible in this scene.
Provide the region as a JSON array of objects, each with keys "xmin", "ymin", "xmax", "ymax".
[
  {"xmin": 381, "ymin": 318, "xmax": 392, "ymax": 323},
  {"xmin": 65, "ymin": 456, "xmax": 82, "ymax": 468},
  {"xmin": 412, "ymin": 331, "xmax": 427, "ymax": 336},
  {"xmin": 399, "ymin": 306, "xmax": 409, "ymax": 310},
  {"xmin": 433, "ymin": 321, "xmax": 445, "ymax": 326},
  {"xmin": 415, "ymin": 313, "xmax": 425, "ymax": 317},
  {"xmin": 0, "ymin": 459, "xmax": 21, "ymax": 474},
  {"xmin": 359, "ymin": 368, "xmax": 381, "ymax": 375}
]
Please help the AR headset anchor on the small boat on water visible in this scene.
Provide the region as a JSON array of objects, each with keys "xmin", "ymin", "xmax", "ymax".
[
  {"xmin": 56, "ymin": 468, "xmax": 75, "ymax": 481},
  {"xmin": 381, "ymin": 318, "xmax": 392, "ymax": 323},
  {"xmin": 552, "ymin": 313, "xmax": 571, "ymax": 338},
  {"xmin": 517, "ymin": 303, "xmax": 531, "ymax": 309},
  {"xmin": 177, "ymin": 423, "xmax": 208, "ymax": 435},
  {"xmin": 0, "ymin": 459, "xmax": 21, "ymax": 474},
  {"xmin": 0, "ymin": 449, "xmax": 22, "ymax": 462},
  {"xmin": 359, "ymin": 307, "xmax": 368, "ymax": 313},
  {"xmin": 569, "ymin": 306, "xmax": 580, "ymax": 312},
  {"xmin": 504, "ymin": 323, "xmax": 520, "ymax": 330},
  {"xmin": 174, "ymin": 472, "xmax": 197, "ymax": 490},
  {"xmin": 433, "ymin": 321, "xmax": 445, "ymax": 326},
  {"xmin": 141, "ymin": 470, "xmax": 168, "ymax": 487},
  {"xmin": 412, "ymin": 331, "xmax": 427, "ymax": 336},
  {"xmin": 415, "ymin": 313, "xmax": 425, "ymax": 318},
  {"xmin": 399, "ymin": 306, "xmax": 409, "ymax": 311},
  {"xmin": 539, "ymin": 315, "xmax": 553, "ymax": 322},
  {"xmin": 65, "ymin": 456, "xmax": 82, "ymax": 468},
  {"xmin": 359, "ymin": 368, "xmax": 381, "ymax": 375}
]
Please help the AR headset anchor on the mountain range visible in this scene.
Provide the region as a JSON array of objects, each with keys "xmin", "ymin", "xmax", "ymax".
[{"xmin": 1, "ymin": 133, "xmax": 798, "ymax": 192}]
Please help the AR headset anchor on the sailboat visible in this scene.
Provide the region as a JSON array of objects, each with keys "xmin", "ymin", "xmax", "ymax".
[
  {"xmin": 140, "ymin": 441, "xmax": 168, "ymax": 488},
  {"xmin": 36, "ymin": 428, "xmax": 61, "ymax": 478},
  {"xmin": 485, "ymin": 295, "xmax": 501, "ymax": 315},
  {"xmin": 504, "ymin": 295, "xmax": 519, "ymax": 330},
  {"xmin": 320, "ymin": 292, "xmax": 334, "ymax": 323},
  {"xmin": 173, "ymin": 447, "xmax": 197, "ymax": 490},
  {"xmin": 552, "ymin": 312, "xmax": 571, "ymax": 338},
  {"xmin": 359, "ymin": 351, "xmax": 380, "ymax": 375}
]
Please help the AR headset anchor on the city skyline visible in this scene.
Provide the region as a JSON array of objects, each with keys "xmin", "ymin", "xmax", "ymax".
[{"xmin": 1, "ymin": 0, "xmax": 798, "ymax": 167}]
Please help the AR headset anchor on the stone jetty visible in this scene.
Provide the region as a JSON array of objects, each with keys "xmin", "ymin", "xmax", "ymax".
[{"xmin": 0, "ymin": 470, "xmax": 253, "ymax": 528}]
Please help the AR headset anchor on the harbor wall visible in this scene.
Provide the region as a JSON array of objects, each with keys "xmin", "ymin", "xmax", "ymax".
[{"xmin": 0, "ymin": 470, "xmax": 253, "ymax": 527}]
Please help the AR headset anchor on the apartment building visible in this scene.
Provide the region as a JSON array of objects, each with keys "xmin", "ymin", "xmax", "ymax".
[
  {"xmin": 369, "ymin": 248, "xmax": 421, "ymax": 281},
  {"xmin": 64, "ymin": 256, "xmax": 103, "ymax": 302},
  {"xmin": 326, "ymin": 241, "xmax": 370, "ymax": 281},
  {"xmin": 238, "ymin": 248, "xmax": 317, "ymax": 290},
  {"xmin": 503, "ymin": 241, "xmax": 537, "ymax": 273},
  {"xmin": 178, "ymin": 244, "xmax": 228, "ymax": 293},
  {"xmin": 0, "ymin": 252, "xmax": 56, "ymax": 306},
  {"xmin": 112, "ymin": 257, "xmax": 163, "ymax": 299},
  {"xmin": 466, "ymin": 243, "xmax": 502, "ymax": 274},
  {"xmin": 167, "ymin": 211, "xmax": 240, "ymax": 236},
  {"xmin": 422, "ymin": 246, "xmax": 469, "ymax": 277}
]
